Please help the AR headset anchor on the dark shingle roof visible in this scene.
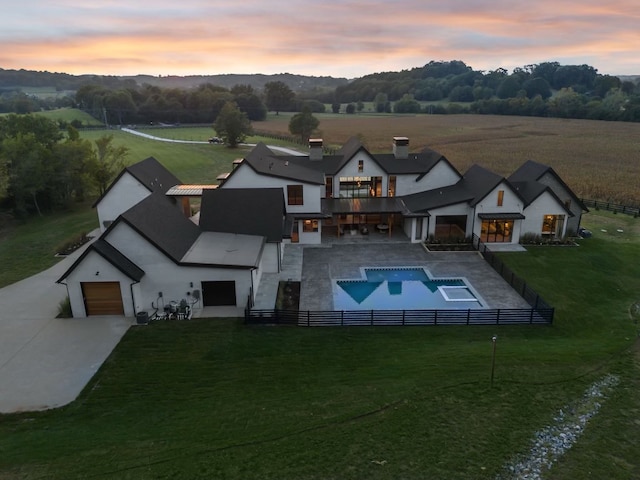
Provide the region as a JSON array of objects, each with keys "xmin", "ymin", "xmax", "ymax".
[
  {"xmin": 509, "ymin": 160, "xmax": 587, "ymax": 212},
  {"xmin": 126, "ymin": 157, "xmax": 182, "ymax": 193},
  {"xmin": 92, "ymin": 156, "xmax": 181, "ymax": 207},
  {"xmin": 57, "ymin": 239, "xmax": 144, "ymax": 283},
  {"xmin": 401, "ymin": 183, "xmax": 474, "ymax": 212},
  {"xmin": 199, "ymin": 188, "xmax": 285, "ymax": 242},
  {"xmin": 511, "ymin": 181, "xmax": 574, "ymax": 216},
  {"xmin": 238, "ymin": 143, "xmax": 325, "ymax": 185},
  {"xmin": 117, "ymin": 193, "xmax": 201, "ymax": 263},
  {"xmin": 508, "ymin": 159, "xmax": 550, "ymax": 182}
]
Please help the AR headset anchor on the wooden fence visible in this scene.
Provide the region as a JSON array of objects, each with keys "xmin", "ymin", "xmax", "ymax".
[{"xmin": 581, "ymin": 199, "xmax": 639, "ymax": 217}]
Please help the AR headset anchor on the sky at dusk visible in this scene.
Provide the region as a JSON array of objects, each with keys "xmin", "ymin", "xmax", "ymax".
[{"xmin": 2, "ymin": 0, "xmax": 639, "ymax": 78}]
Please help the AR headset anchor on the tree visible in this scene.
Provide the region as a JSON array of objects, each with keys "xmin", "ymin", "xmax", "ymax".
[
  {"xmin": 91, "ymin": 135, "xmax": 128, "ymax": 195},
  {"xmin": 264, "ymin": 81, "xmax": 295, "ymax": 115},
  {"xmin": 393, "ymin": 94, "xmax": 421, "ymax": 113},
  {"xmin": 213, "ymin": 101, "xmax": 253, "ymax": 148},
  {"xmin": 522, "ymin": 77, "xmax": 552, "ymax": 99},
  {"xmin": 288, "ymin": 106, "xmax": 319, "ymax": 142}
]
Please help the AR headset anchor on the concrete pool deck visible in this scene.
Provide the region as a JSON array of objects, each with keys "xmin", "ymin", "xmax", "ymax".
[{"xmin": 299, "ymin": 243, "xmax": 530, "ymax": 311}]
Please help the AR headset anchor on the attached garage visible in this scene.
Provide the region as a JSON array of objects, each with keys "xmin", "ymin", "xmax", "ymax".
[
  {"xmin": 202, "ymin": 281, "xmax": 237, "ymax": 306},
  {"xmin": 81, "ymin": 282, "xmax": 125, "ymax": 316}
]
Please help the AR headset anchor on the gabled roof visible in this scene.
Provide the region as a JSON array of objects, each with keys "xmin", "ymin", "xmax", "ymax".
[
  {"xmin": 460, "ymin": 164, "xmax": 525, "ymax": 206},
  {"xmin": 199, "ymin": 188, "xmax": 285, "ymax": 242},
  {"xmin": 374, "ymin": 147, "xmax": 459, "ymax": 177},
  {"xmin": 57, "ymin": 239, "xmax": 144, "ymax": 283},
  {"xmin": 509, "ymin": 160, "xmax": 587, "ymax": 212},
  {"xmin": 114, "ymin": 192, "xmax": 201, "ymax": 264},
  {"xmin": 510, "ymin": 181, "xmax": 574, "ymax": 216},
  {"xmin": 92, "ymin": 157, "xmax": 182, "ymax": 207},
  {"xmin": 229, "ymin": 142, "xmax": 324, "ymax": 185},
  {"xmin": 401, "ymin": 183, "xmax": 474, "ymax": 213}
]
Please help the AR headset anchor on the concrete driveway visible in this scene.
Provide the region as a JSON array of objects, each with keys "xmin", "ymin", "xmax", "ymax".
[{"xmin": 0, "ymin": 240, "xmax": 132, "ymax": 413}]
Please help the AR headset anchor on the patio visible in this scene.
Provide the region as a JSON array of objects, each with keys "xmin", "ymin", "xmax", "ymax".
[{"xmin": 298, "ymin": 243, "xmax": 531, "ymax": 312}]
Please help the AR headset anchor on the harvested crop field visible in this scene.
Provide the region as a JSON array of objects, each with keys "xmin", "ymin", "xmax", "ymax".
[{"xmin": 256, "ymin": 114, "xmax": 640, "ymax": 204}]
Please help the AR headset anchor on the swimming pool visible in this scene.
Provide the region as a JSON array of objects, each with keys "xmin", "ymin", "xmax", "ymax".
[{"xmin": 333, "ymin": 267, "xmax": 485, "ymax": 310}]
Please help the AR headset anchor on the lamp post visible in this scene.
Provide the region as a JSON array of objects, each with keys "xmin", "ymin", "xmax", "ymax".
[{"xmin": 490, "ymin": 335, "xmax": 498, "ymax": 387}]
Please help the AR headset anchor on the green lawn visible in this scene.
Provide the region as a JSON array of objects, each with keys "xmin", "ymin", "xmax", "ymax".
[{"xmin": 0, "ymin": 211, "xmax": 638, "ymax": 479}]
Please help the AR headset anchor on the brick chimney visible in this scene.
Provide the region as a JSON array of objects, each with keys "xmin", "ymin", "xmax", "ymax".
[
  {"xmin": 393, "ymin": 136, "xmax": 409, "ymax": 159},
  {"xmin": 309, "ymin": 138, "xmax": 323, "ymax": 161}
]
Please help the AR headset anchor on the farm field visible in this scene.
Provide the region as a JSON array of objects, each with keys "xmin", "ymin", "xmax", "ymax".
[{"xmin": 255, "ymin": 113, "xmax": 640, "ymax": 205}]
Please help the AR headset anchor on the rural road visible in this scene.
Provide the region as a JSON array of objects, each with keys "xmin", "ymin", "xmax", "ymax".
[{"xmin": 120, "ymin": 127, "xmax": 305, "ymax": 156}]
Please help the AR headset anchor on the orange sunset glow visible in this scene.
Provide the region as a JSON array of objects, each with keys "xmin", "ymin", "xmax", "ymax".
[{"xmin": 2, "ymin": 1, "xmax": 638, "ymax": 77}]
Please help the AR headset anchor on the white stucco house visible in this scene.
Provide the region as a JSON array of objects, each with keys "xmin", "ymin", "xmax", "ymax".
[{"xmin": 57, "ymin": 137, "xmax": 585, "ymax": 318}]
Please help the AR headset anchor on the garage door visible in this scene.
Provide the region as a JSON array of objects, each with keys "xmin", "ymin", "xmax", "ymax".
[
  {"xmin": 81, "ymin": 282, "xmax": 124, "ymax": 316},
  {"xmin": 202, "ymin": 281, "xmax": 237, "ymax": 306}
]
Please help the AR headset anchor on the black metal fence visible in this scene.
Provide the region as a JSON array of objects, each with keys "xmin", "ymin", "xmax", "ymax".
[
  {"xmin": 472, "ymin": 235, "xmax": 554, "ymax": 313},
  {"xmin": 581, "ymin": 199, "xmax": 639, "ymax": 217},
  {"xmin": 245, "ymin": 307, "xmax": 553, "ymax": 326}
]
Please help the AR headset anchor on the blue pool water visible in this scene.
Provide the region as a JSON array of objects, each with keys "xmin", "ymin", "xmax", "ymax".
[{"xmin": 334, "ymin": 267, "xmax": 484, "ymax": 311}]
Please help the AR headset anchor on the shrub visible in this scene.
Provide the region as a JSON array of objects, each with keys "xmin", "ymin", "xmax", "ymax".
[{"xmin": 57, "ymin": 296, "xmax": 72, "ymax": 318}]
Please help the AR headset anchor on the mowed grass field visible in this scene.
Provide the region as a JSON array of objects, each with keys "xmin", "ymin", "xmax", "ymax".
[
  {"xmin": 0, "ymin": 211, "xmax": 638, "ymax": 479},
  {"xmin": 255, "ymin": 113, "xmax": 640, "ymax": 205}
]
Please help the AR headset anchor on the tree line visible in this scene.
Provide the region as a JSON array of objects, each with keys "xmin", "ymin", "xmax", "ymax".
[
  {"xmin": 0, "ymin": 114, "xmax": 126, "ymax": 218},
  {"xmin": 1, "ymin": 60, "xmax": 639, "ymax": 125}
]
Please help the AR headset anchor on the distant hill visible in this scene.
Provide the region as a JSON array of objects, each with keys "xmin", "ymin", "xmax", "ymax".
[
  {"xmin": 121, "ymin": 73, "xmax": 349, "ymax": 92},
  {"xmin": 0, "ymin": 68, "xmax": 349, "ymax": 94},
  {"xmin": 618, "ymin": 75, "xmax": 640, "ymax": 83}
]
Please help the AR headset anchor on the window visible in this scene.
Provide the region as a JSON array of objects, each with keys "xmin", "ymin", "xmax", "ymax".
[
  {"xmin": 338, "ymin": 176, "xmax": 381, "ymax": 198},
  {"xmin": 325, "ymin": 176, "xmax": 333, "ymax": 198},
  {"xmin": 287, "ymin": 185, "xmax": 303, "ymax": 205},
  {"xmin": 303, "ymin": 219, "xmax": 318, "ymax": 232},
  {"xmin": 358, "ymin": 160, "xmax": 364, "ymax": 173},
  {"xmin": 497, "ymin": 190, "xmax": 504, "ymax": 206},
  {"xmin": 388, "ymin": 176, "xmax": 396, "ymax": 197},
  {"xmin": 481, "ymin": 220, "xmax": 513, "ymax": 243}
]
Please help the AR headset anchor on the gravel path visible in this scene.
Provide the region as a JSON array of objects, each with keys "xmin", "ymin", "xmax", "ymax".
[{"xmin": 497, "ymin": 374, "xmax": 620, "ymax": 479}]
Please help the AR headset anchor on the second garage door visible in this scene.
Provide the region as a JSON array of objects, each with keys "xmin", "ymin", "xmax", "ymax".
[
  {"xmin": 81, "ymin": 282, "xmax": 124, "ymax": 316},
  {"xmin": 201, "ymin": 281, "xmax": 237, "ymax": 306}
]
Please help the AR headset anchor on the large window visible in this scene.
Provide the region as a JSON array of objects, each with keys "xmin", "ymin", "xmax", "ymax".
[
  {"xmin": 287, "ymin": 184, "xmax": 303, "ymax": 205},
  {"xmin": 339, "ymin": 176, "xmax": 382, "ymax": 198},
  {"xmin": 481, "ymin": 220, "xmax": 513, "ymax": 243},
  {"xmin": 542, "ymin": 214, "xmax": 565, "ymax": 236}
]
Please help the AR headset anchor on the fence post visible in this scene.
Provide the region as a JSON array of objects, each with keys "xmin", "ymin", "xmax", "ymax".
[
  {"xmin": 371, "ymin": 310, "xmax": 374, "ymax": 326},
  {"xmin": 467, "ymin": 309, "xmax": 470, "ymax": 325},
  {"xmin": 402, "ymin": 310, "xmax": 405, "ymax": 325},
  {"xmin": 307, "ymin": 310, "xmax": 310, "ymax": 327},
  {"xmin": 529, "ymin": 308, "xmax": 534, "ymax": 324},
  {"xmin": 496, "ymin": 309, "xmax": 500, "ymax": 325},
  {"xmin": 434, "ymin": 310, "xmax": 438, "ymax": 326},
  {"xmin": 341, "ymin": 310, "xmax": 344, "ymax": 326}
]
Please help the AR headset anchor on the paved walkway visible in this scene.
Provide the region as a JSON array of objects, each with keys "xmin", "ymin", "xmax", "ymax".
[
  {"xmin": 0, "ymin": 236, "xmax": 132, "ymax": 413},
  {"xmin": 253, "ymin": 244, "xmax": 306, "ymax": 309}
]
